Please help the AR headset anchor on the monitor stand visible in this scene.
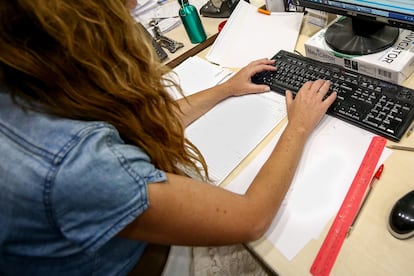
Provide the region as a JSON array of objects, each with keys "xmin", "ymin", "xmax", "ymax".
[{"xmin": 324, "ymin": 17, "xmax": 399, "ymax": 55}]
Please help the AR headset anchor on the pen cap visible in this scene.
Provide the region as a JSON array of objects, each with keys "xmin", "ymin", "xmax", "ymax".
[{"xmin": 178, "ymin": 0, "xmax": 206, "ymax": 44}]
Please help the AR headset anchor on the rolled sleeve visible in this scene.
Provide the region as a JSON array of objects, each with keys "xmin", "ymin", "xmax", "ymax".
[{"xmin": 52, "ymin": 126, "xmax": 166, "ymax": 253}]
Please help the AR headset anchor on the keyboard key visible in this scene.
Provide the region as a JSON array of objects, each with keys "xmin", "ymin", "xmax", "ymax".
[{"xmin": 251, "ymin": 50, "xmax": 414, "ymax": 141}]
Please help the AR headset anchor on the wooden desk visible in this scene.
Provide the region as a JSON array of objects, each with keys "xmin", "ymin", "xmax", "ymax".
[
  {"xmin": 244, "ymin": 19, "xmax": 414, "ymax": 276},
  {"xmin": 167, "ymin": 12, "xmax": 414, "ymax": 276}
]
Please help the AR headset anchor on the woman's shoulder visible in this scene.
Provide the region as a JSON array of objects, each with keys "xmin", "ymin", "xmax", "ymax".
[
  {"xmin": 0, "ymin": 89, "xmax": 166, "ymax": 181},
  {"xmin": 0, "ymin": 89, "xmax": 116, "ymax": 159}
]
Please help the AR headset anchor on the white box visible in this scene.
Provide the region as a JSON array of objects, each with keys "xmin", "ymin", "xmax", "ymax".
[{"xmin": 304, "ymin": 26, "xmax": 414, "ymax": 84}]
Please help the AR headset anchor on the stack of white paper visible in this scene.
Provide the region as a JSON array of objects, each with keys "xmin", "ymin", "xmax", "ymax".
[
  {"xmin": 207, "ymin": 1, "xmax": 304, "ymax": 68},
  {"xmin": 130, "ymin": 0, "xmax": 180, "ymax": 33},
  {"xmin": 166, "ymin": 56, "xmax": 287, "ymax": 184}
]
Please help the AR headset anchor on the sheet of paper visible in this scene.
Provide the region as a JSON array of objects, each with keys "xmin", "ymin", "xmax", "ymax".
[
  {"xmin": 166, "ymin": 56, "xmax": 287, "ymax": 184},
  {"xmin": 206, "ymin": 1, "xmax": 304, "ymax": 68},
  {"xmin": 132, "ymin": 0, "xmax": 206, "ymax": 33},
  {"xmin": 167, "ymin": 56, "xmax": 233, "ymax": 99},
  {"xmin": 185, "ymin": 92, "xmax": 286, "ymax": 183},
  {"xmin": 131, "ymin": 0, "xmax": 159, "ymax": 16},
  {"xmin": 225, "ymin": 117, "xmax": 392, "ymax": 260},
  {"xmin": 155, "ymin": 0, "xmax": 206, "ymax": 19}
]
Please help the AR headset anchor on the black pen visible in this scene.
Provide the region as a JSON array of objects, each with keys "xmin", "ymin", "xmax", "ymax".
[{"xmin": 347, "ymin": 164, "xmax": 384, "ymax": 237}]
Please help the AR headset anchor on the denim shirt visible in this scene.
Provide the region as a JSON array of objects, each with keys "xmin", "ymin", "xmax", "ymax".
[{"xmin": 0, "ymin": 88, "xmax": 167, "ymax": 275}]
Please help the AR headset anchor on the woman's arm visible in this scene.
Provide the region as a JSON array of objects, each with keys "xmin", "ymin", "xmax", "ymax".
[
  {"xmin": 119, "ymin": 79, "xmax": 336, "ymax": 246},
  {"xmin": 175, "ymin": 58, "xmax": 276, "ymax": 126}
]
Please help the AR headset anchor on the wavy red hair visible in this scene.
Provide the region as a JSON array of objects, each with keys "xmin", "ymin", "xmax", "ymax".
[{"xmin": 0, "ymin": 0, "xmax": 208, "ymax": 179}]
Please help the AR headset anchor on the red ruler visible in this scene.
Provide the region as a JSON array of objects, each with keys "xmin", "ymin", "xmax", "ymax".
[{"xmin": 310, "ymin": 135, "xmax": 387, "ymax": 276}]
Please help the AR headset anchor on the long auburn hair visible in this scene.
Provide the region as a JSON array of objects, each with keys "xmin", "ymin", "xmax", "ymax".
[{"xmin": 0, "ymin": 0, "xmax": 208, "ymax": 179}]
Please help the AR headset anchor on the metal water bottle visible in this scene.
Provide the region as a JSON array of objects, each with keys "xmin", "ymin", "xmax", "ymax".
[{"xmin": 178, "ymin": 0, "xmax": 206, "ymax": 44}]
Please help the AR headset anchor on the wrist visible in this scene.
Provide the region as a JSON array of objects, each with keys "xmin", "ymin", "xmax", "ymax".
[
  {"xmin": 216, "ymin": 81, "xmax": 235, "ymax": 98},
  {"xmin": 285, "ymin": 123, "xmax": 311, "ymax": 140}
]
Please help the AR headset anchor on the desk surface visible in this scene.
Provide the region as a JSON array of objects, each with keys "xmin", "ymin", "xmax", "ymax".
[
  {"xmin": 244, "ymin": 17, "xmax": 414, "ymax": 276},
  {"xmin": 167, "ymin": 12, "xmax": 414, "ymax": 276}
]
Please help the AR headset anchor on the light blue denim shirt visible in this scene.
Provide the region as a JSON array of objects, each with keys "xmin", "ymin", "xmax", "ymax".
[{"xmin": 0, "ymin": 87, "xmax": 167, "ymax": 275}]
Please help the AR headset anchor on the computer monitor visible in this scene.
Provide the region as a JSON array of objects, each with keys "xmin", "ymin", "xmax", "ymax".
[{"xmin": 297, "ymin": 0, "xmax": 414, "ymax": 55}]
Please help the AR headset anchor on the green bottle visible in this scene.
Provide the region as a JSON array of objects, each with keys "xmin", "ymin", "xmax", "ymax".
[{"xmin": 178, "ymin": 0, "xmax": 207, "ymax": 44}]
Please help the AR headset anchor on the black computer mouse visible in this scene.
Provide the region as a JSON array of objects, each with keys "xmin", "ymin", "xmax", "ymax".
[{"xmin": 388, "ymin": 190, "xmax": 414, "ymax": 239}]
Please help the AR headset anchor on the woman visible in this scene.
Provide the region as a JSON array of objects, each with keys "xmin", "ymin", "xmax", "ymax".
[{"xmin": 0, "ymin": 0, "xmax": 336, "ymax": 275}]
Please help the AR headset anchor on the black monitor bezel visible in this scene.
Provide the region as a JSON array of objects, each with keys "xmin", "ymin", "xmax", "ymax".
[{"xmin": 298, "ymin": 0, "xmax": 414, "ymax": 31}]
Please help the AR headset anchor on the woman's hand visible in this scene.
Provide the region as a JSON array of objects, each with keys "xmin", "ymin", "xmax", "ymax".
[
  {"xmin": 223, "ymin": 58, "xmax": 276, "ymax": 96},
  {"xmin": 175, "ymin": 58, "xmax": 276, "ymax": 126},
  {"xmin": 285, "ymin": 79, "xmax": 337, "ymax": 137}
]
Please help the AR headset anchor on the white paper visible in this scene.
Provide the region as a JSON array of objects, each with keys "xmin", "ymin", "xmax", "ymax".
[
  {"xmin": 185, "ymin": 92, "xmax": 286, "ymax": 183},
  {"xmin": 131, "ymin": 0, "xmax": 159, "ymax": 16},
  {"xmin": 132, "ymin": 0, "xmax": 207, "ymax": 33},
  {"xmin": 225, "ymin": 116, "xmax": 392, "ymax": 260},
  {"xmin": 206, "ymin": 1, "xmax": 304, "ymax": 68},
  {"xmin": 166, "ymin": 56, "xmax": 287, "ymax": 184},
  {"xmin": 167, "ymin": 56, "xmax": 233, "ymax": 99}
]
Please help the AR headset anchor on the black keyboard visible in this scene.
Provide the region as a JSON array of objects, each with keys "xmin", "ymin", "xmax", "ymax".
[{"xmin": 252, "ymin": 50, "xmax": 414, "ymax": 141}]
